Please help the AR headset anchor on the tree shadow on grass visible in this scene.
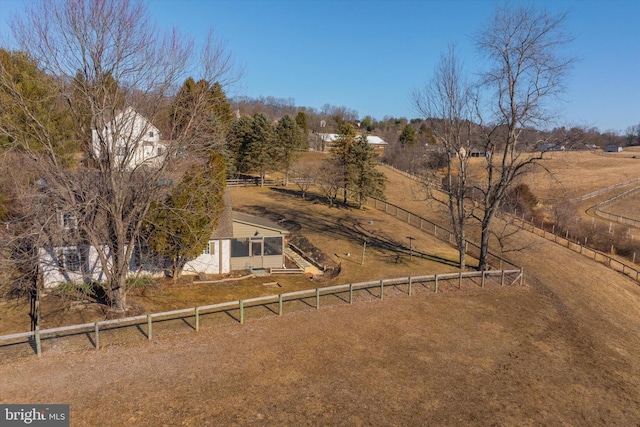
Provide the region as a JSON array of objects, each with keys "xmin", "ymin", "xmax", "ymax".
[{"xmin": 240, "ymin": 188, "xmax": 460, "ymax": 270}]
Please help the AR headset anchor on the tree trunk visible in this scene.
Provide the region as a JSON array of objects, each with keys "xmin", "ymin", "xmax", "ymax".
[
  {"xmin": 172, "ymin": 262, "xmax": 180, "ymax": 284},
  {"xmin": 110, "ymin": 281, "xmax": 128, "ymax": 311},
  {"xmin": 478, "ymin": 216, "xmax": 492, "ymax": 271},
  {"xmin": 456, "ymin": 235, "xmax": 466, "ymax": 270}
]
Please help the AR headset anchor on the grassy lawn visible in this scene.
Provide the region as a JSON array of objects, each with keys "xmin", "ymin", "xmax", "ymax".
[
  {"xmin": 0, "ymin": 179, "xmax": 468, "ymax": 336},
  {"xmin": 1, "ymin": 153, "xmax": 640, "ymax": 425}
]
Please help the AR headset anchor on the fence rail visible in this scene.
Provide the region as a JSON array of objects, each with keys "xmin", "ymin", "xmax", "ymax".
[
  {"xmin": 377, "ymin": 165, "xmax": 639, "ymax": 283},
  {"xmin": 364, "ymin": 197, "xmax": 520, "ymax": 271},
  {"xmin": 226, "ymin": 177, "xmax": 285, "ymax": 187},
  {"xmin": 1, "ymin": 270, "xmax": 522, "ymax": 357},
  {"xmin": 500, "ymin": 212, "xmax": 640, "ymax": 284},
  {"xmin": 579, "ymin": 178, "xmax": 640, "ymax": 201},
  {"xmin": 594, "ymin": 185, "xmax": 640, "ymax": 227}
]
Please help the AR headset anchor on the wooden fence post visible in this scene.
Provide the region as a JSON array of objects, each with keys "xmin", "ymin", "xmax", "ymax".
[
  {"xmin": 520, "ymin": 269, "xmax": 524, "ymax": 285},
  {"xmin": 459, "ymin": 271, "xmax": 462, "ymax": 289},
  {"xmin": 434, "ymin": 275, "xmax": 439, "ymax": 293},
  {"xmin": 278, "ymin": 294, "xmax": 283, "ymax": 316},
  {"xmin": 349, "ymin": 283, "xmax": 353, "ymax": 304},
  {"xmin": 501, "ymin": 270, "xmax": 505, "ymax": 286},
  {"xmin": 35, "ymin": 328, "xmax": 41, "ymax": 356},
  {"xmin": 481, "ymin": 271, "xmax": 486, "ymax": 288},
  {"xmin": 195, "ymin": 307, "xmax": 200, "ymax": 332},
  {"xmin": 316, "ymin": 288, "xmax": 320, "ymax": 309},
  {"xmin": 380, "ymin": 280, "xmax": 384, "ymax": 300},
  {"xmin": 408, "ymin": 277, "xmax": 412, "ymax": 296},
  {"xmin": 95, "ymin": 322, "xmax": 100, "ymax": 349},
  {"xmin": 239, "ymin": 300, "xmax": 244, "ymax": 324},
  {"xmin": 147, "ymin": 315, "xmax": 152, "ymax": 340}
]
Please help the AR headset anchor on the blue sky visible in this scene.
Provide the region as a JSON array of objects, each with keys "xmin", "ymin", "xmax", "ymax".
[{"xmin": 1, "ymin": 0, "xmax": 639, "ymax": 133}]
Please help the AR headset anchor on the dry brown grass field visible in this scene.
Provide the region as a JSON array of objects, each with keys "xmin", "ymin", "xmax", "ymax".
[
  {"xmin": 1, "ymin": 152, "xmax": 640, "ymax": 425},
  {"xmin": 601, "ymin": 189, "xmax": 640, "ymax": 220},
  {"xmin": 460, "ymin": 149, "xmax": 640, "ymax": 205}
]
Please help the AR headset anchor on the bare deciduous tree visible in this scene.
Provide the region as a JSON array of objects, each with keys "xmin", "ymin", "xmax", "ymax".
[
  {"xmin": 413, "ymin": 45, "xmax": 475, "ymax": 269},
  {"xmin": 473, "ymin": 3, "xmax": 575, "ymax": 270},
  {"xmin": 290, "ymin": 162, "xmax": 318, "ymax": 200},
  {"xmin": 315, "ymin": 161, "xmax": 342, "ymax": 208},
  {"xmin": 0, "ymin": 0, "xmax": 241, "ymax": 310}
]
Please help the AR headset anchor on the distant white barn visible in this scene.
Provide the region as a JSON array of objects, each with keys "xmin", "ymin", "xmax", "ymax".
[{"xmin": 316, "ymin": 133, "xmax": 388, "ymax": 152}]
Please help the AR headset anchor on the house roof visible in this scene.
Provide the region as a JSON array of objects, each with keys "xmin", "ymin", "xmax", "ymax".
[
  {"xmin": 209, "ymin": 192, "xmax": 289, "ymax": 240},
  {"xmin": 232, "ymin": 212, "xmax": 289, "ymax": 235},
  {"xmin": 366, "ymin": 136, "xmax": 388, "ymax": 145},
  {"xmin": 210, "ymin": 191, "xmax": 234, "ymax": 239},
  {"xmin": 317, "ymin": 133, "xmax": 387, "ymax": 145}
]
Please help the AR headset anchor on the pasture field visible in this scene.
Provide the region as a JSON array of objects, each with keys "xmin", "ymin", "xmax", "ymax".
[
  {"xmin": 462, "ymin": 149, "xmax": 640, "ymax": 203},
  {"xmin": 600, "ymin": 189, "xmax": 640, "ymax": 220},
  {"xmin": 1, "ymin": 152, "xmax": 640, "ymax": 425},
  {"xmin": 526, "ymin": 149, "xmax": 640, "ymax": 201}
]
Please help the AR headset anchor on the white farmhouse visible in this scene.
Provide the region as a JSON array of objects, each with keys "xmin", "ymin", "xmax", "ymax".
[
  {"xmin": 39, "ymin": 207, "xmax": 291, "ymax": 288},
  {"xmin": 92, "ymin": 107, "xmax": 166, "ymax": 169}
]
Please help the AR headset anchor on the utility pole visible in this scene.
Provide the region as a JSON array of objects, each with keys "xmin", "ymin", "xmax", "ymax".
[{"xmin": 361, "ymin": 239, "xmax": 367, "ymax": 265}]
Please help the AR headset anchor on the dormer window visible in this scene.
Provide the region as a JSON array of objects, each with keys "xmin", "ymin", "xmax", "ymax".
[
  {"xmin": 60, "ymin": 212, "xmax": 78, "ymax": 230},
  {"xmin": 148, "ymin": 131, "xmax": 154, "ymax": 138}
]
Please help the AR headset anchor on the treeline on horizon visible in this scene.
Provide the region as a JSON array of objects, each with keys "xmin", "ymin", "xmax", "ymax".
[{"xmin": 230, "ymin": 95, "xmax": 639, "ymax": 151}]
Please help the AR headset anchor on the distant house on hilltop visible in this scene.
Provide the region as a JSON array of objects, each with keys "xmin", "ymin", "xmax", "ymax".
[
  {"xmin": 365, "ymin": 135, "xmax": 388, "ymax": 153},
  {"xmin": 315, "ymin": 133, "xmax": 388, "ymax": 153},
  {"xmin": 91, "ymin": 107, "xmax": 166, "ymax": 169},
  {"xmin": 539, "ymin": 143, "xmax": 565, "ymax": 152},
  {"xmin": 604, "ymin": 145, "xmax": 623, "ymax": 153}
]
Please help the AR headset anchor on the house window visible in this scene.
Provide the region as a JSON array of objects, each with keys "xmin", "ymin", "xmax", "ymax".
[
  {"xmin": 203, "ymin": 242, "xmax": 214, "ymax": 255},
  {"xmin": 148, "ymin": 131, "xmax": 154, "ymax": 138},
  {"xmin": 231, "ymin": 238, "xmax": 249, "ymax": 257},
  {"xmin": 157, "ymin": 147, "xmax": 163, "ymax": 156},
  {"xmin": 61, "ymin": 248, "xmax": 83, "ymax": 272},
  {"xmin": 264, "ymin": 237, "xmax": 283, "ymax": 256},
  {"xmin": 60, "ymin": 213, "xmax": 77, "ymax": 230}
]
